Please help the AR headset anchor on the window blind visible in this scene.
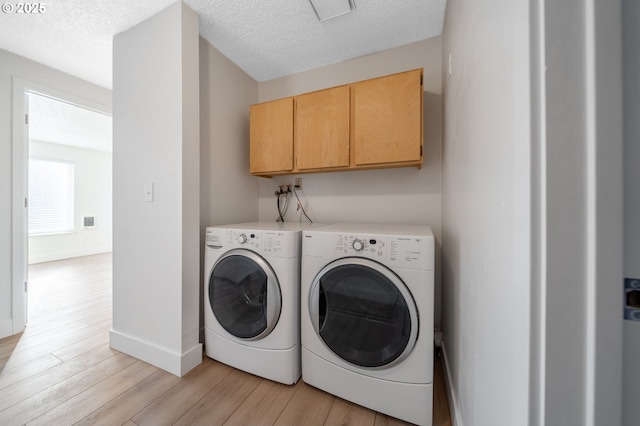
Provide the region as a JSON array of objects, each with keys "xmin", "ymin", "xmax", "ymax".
[{"xmin": 28, "ymin": 158, "xmax": 75, "ymax": 235}]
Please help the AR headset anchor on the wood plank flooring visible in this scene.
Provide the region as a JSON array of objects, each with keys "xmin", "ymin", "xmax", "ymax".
[{"xmin": 0, "ymin": 253, "xmax": 451, "ymax": 426}]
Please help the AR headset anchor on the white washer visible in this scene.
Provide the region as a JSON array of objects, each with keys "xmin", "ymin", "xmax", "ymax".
[
  {"xmin": 204, "ymin": 221, "xmax": 323, "ymax": 385},
  {"xmin": 301, "ymin": 223, "xmax": 435, "ymax": 425}
]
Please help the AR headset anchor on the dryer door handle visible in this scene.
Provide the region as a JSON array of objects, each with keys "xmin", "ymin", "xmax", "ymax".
[
  {"xmin": 309, "ymin": 281, "xmax": 327, "ymax": 333},
  {"xmin": 318, "ymin": 285, "xmax": 327, "ymax": 331}
]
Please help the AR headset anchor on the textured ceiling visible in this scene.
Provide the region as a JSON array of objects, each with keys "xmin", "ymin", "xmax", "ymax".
[
  {"xmin": 1, "ymin": 0, "xmax": 445, "ymax": 151},
  {"xmin": 0, "ymin": 0, "xmax": 177, "ymax": 89},
  {"xmin": 28, "ymin": 93, "xmax": 113, "ymax": 152},
  {"xmin": 0, "ymin": 0, "xmax": 446, "ymax": 88},
  {"xmin": 192, "ymin": 0, "xmax": 446, "ymax": 82}
]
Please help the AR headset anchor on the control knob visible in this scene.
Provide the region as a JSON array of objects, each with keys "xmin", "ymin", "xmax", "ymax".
[
  {"xmin": 352, "ymin": 239, "xmax": 365, "ymax": 251},
  {"xmin": 238, "ymin": 234, "xmax": 248, "ymax": 244}
]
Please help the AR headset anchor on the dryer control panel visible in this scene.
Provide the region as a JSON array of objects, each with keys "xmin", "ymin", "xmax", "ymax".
[
  {"xmin": 335, "ymin": 234, "xmax": 386, "ymax": 259},
  {"xmin": 334, "ymin": 233, "xmax": 431, "ymax": 270}
]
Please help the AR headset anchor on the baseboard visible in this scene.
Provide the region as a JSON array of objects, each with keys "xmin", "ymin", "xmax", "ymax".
[
  {"xmin": 441, "ymin": 341, "xmax": 463, "ymax": 426},
  {"xmin": 109, "ymin": 329, "xmax": 202, "ymax": 377},
  {"xmin": 29, "ymin": 246, "xmax": 112, "ymax": 264}
]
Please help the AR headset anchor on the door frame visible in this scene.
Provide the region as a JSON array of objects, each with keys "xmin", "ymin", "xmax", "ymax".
[
  {"xmin": 10, "ymin": 78, "xmax": 112, "ymax": 335},
  {"xmin": 528, "ymin": 0, "xmax": 623, "ymax": 424}
]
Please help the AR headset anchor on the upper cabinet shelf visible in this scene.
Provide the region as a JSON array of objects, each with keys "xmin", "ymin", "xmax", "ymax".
[{"xmin": 249, "ymin": 68, "xmax": 424, "ymax": 177}]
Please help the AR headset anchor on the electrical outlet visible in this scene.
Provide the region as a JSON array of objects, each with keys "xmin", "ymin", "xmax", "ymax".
[{"xmin": 295, "ymin": 178, "xmax": 302, "ymax": 190}]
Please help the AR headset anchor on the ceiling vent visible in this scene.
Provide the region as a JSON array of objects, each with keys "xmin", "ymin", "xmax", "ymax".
[{"xmin": 309, "ymin": 0, "xmax": 356, "ymax": 22}]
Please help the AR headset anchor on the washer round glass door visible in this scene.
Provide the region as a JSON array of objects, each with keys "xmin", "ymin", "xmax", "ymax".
[
  {"xmin": 309, "ymin": 257, "xmax": 418, "ymax": 368},
  {"xmin": 209, "ymin": 249, "xmax": 281, "ymax": 340}
]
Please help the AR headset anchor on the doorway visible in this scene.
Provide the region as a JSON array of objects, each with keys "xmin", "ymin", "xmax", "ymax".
[
  {"xmin": 10, "ymin": 79, "xmax": 112, "ymax": 336},
  {"xmin": 26, "ymin": 93, "xmax": 113, "ymax": 321}
]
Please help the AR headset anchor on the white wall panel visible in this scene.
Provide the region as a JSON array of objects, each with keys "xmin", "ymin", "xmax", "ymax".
[
  {"xmin": 111, "ymin": 1, "xmax": 201, "ymax": 376},
  {"xmin": 440, "ymin": 0, "xmax": 531, "ymax": 424}
]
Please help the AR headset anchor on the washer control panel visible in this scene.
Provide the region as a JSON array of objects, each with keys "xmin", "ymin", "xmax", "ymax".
[
  {"xmin": 205, "ymin": 228, "xmax": 225, "ymax": 249},
  {"xmin": 205, "ymin": 226, "xmax": 299, "ymax": 258}
]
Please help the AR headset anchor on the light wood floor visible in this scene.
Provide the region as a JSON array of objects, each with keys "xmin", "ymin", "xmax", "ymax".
[{"xmin": 0, "ymin": 253, "xmax": 451, "ymax": 426}]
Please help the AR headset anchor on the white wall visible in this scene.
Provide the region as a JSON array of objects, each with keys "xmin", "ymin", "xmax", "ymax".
[
  {"xmin": 28, "ymin": 140, "xmax": 112, "ymax": 264},
  {"xmin": 440, "ymin": 0, "xmax": 531, "ymax": 424},
  {"xmin": 110, "ymin": 1, "xmax": 201, "ymax": 376},
  {"xmin": 257, "ymin": 39, "xmax": 443, "ymax": 327},
  {"xmin": 0, "ymin": 49, "xmax": 111, "ymax": 339},
  {"xmin": 199, "ymin": 38, "xmax": 259, "ymax": 337},
  {"xmin": 623, "ymin": 0, "xmax": 640, "ymax": 423},
  {"xmin": 199, "ymin": 39, "xmax": 259, "ymax": 228}
]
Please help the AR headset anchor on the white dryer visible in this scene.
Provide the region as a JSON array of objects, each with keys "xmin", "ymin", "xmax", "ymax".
[
  {"xmin": 204, "ymin": 222, "xmax": 323, "ymax": 385},
  {"xmin": 301, "ymin": 223, "xmax": 435, "ymax": 425}
]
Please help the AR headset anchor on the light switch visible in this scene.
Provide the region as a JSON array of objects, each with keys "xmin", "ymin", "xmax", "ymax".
[{"xmin": 144, "ymin": 183, "xmax": 154, "ymax": 202}]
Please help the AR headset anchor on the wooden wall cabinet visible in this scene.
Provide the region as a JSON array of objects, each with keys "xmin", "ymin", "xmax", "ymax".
[
  {"xmin": 352, "ymin": 70, "xmax": 423, "ymax": 167},
  {"xmin": 250, "ymin": 69, "xmax": 423, "ymax": 177},
  {"xmin": 295, "ymin": 85, "xmax": 350, "ymax": 171},
  {"xmin": 249, "ymin": 97, "xmax": 293, "ymax": 175}
]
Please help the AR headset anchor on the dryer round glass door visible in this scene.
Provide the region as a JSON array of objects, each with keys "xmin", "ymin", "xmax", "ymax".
[
  {"xmin": 209, "ymin": 249, "xmax": 281, "ymax": 340},
  {"xmin": 309, "ymin": 257, "xmax": 419, "ymax": 368}
]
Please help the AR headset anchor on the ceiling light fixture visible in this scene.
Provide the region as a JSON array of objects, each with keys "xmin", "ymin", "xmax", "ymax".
[{"xmin": 309, "ymin": 0, "xmax": 356, "ymax": 22}]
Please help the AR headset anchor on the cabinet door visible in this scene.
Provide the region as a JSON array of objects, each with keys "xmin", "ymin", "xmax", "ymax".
[
  {"xmin": 250, "ymin": 98, "xmax": 293, "ymax": 175},
  {"xmin": 295, "ymin": 85, "xmax": 350, "ymax": 170},
  {"xmin": 352, "ymin": 69, "xmax": 423, "ymax": 166}
]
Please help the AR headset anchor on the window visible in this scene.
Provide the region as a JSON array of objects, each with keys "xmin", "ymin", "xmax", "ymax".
[{"xmin": 28, "ymin": 158, "xmax": 75, "ymax": 235}]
